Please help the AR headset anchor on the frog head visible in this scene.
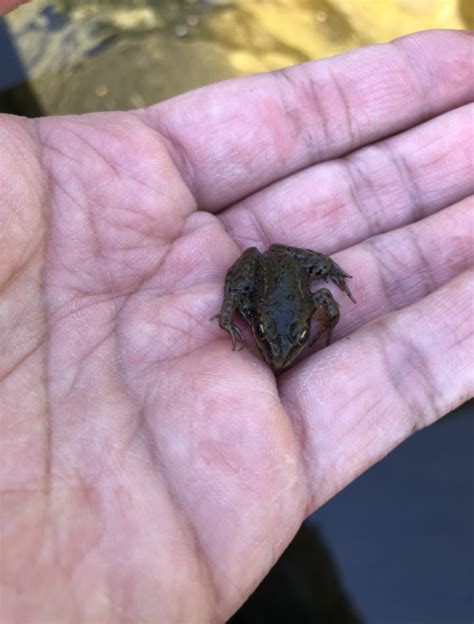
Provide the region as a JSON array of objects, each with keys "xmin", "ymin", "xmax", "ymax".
[{"xmin": 251, "ymin": 311, "xmax": 311, "ymax": 371}]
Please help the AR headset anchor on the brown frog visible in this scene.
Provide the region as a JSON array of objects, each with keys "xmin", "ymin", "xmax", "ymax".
[{"xmin": 217, "ymin": 244, "xmax": 355, "ymax": 371}]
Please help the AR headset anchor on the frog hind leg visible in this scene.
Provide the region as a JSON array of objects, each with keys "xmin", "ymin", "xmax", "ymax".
[
  {"xmin": 216, "ymin": 247, "xmax": 259, "ymax": 351},
  {"xmin": 310, "ymin": 288, "xmax": 340, "ymax": 347}
]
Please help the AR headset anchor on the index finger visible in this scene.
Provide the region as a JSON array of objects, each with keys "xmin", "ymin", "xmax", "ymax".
[{"xmin": 142, "ymin": 30, "xmax": 474, "ymax": 211}]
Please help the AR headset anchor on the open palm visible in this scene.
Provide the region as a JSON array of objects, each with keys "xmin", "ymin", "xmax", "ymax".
[{"xmin": 1, "ymin": 30, "xmax": 473, "ymax": 623}]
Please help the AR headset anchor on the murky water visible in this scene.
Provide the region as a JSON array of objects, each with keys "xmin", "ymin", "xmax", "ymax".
[{"xmin": 4, "ymin": 0, "xmax": 472, "ymax": 114}]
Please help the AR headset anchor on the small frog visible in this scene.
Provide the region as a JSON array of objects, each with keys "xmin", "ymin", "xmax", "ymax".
[{"xmin": 216, "ymin": 244, "xmax": 355, "ymax": 371}]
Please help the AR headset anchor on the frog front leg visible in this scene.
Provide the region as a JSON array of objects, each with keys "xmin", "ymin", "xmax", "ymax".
[
  {"xmin": 269, "ymin": 244, "xmax": 356, "ymax": 303},
  {"xmin": 310, "ymin": 288, "xmax": 340, "ymax": 346},
  {"xmin": 217, "ymin": 247, "xmax": 259, "ymax": 351}
]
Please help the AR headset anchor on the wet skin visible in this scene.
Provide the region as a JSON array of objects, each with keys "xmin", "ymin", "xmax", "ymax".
[{"xmin": 217, "ymin": 244, "xmax": 356, "ymax": 371}]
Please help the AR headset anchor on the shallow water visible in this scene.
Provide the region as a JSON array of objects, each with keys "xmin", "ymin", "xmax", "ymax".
[{"xmin": 5, "ymin": 0, "xmax": 471, "ymax": 114}]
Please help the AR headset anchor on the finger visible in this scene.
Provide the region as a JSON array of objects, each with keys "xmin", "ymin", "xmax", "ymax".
[
  {"xmin": 279, "ymin": 270, "xmax": 474, "ymax": 512},
  {"xmin": 144, "ymin": 30, "xmax": 474, "ymax": 210},
  {"xmin": 328, "ymin": 196, "xmax": 474, "ymax": 342},
  {"xmin": 223, "ymin": 103, "xmax": 474, "ymax": 252}
]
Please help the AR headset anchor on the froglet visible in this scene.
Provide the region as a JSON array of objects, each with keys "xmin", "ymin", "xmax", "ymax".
[{"xmin": 216, "ymin": 244, "xmax": 355, "ymax": 371}]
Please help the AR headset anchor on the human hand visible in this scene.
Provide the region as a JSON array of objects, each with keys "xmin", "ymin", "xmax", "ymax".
[{"xmin": 1, "ymin": 29, "xmax": 472, "ymax": 623}]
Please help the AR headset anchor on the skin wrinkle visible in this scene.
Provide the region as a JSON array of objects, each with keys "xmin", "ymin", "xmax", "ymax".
[
  {"xmin": 327, "ymin": 66, "xmax": 356, "ymax": 149},
  {"xmin": 161, "ymin": 300, "xmax": 207, "ymax": 339},
  {"xmin": 309, "ymin": 191, "xmax": 344, "ymax": 223},
  {"xmin": 42, "ymin": 119, "xmax": 189, "ymax": 249},
  {"xmin": 0, "ymin": 236, "xmax": 44, "ymax": 291},
  {"xmin": 41, "ymin": 131, "xmax": 124, "ymax": 600},
  {"xmin": 362, "ymin": 236, "xmax": 401, "ymax": 309},
  {"xmin": 60, "ymin": 326, "xmax": 117, "ymax": 402},
  {"xmin": 16, "ymin": 123, "xmax": 57, "ymax": 574},
  {"xmin": 75, "ymin": 132, "xmax": 121, "ymax": 186},
  {"xmin": 73, "ymin": 123, "xmax": 181, "ymax": 204},
  {"xmin": 380, "ymin": 141, "xmax": 424, "ymax": 222},
  {"xmin": 238, "ymin": 205, "xmax": 272, "ymax": 251},
  {"xmin": 124, "ymin": 406, "xmax": 152, "ymax": 460},
  {"xmin": 418, "ymin": 149, "xmax": 452, "ymax": 172},
  {"xmin": 392, "ymin": 37, "xmax": 434, "ymax": 122},
  {"xmin": 42, "ymin": 126, "xmax": 187, "ymax": 246},
  {"xmin": 447, "ymin": 323, "xmax": 473, "ymax": 354},
  {"xmin": 370, "ymin": 236, "xmax": 408, "ymax": 311},
  {"xmin": 39, "ymin": 139, "xmax": 85, "ymax": 170},
  {"xmin": 404, "ymin": 227, "xmax": 437, "ymax": 296},
  {"xmin": 0, "ymin": 341, "xmax": 44, "ymax": 384},
  {"xmin": 72, "ymin": 159, "xmax": 167, "ymax": 334},
  {"xmin": 47, "ymin": 491, "xmax": 82, "ymax": 602},
  {"xmin": 114, "ymin": 295, "xmax": 153, "ymax": 395},
  {"xmin": 101, "ymin": 433, "xmax": 194, "ymax": 622},
  {"xmin": 47, "ymin": 289, "xmax": 119, "ymax": 324},
  {"xmin": 304, "ymin": 73, "xmax": 332, "ymax": 151},
  {"xmin": 443, "ymin": 280, "xmax": 474, "ymax": 351},
  {"xmin": 278, "ymin": 65, "xmax": 331, "ymax": 158},
  {"xmin": 346, "ymin": 146, "xmax": 400, "ymax": 231},
  {"xmin": 52, "ymin": 180, "xmax": 85, "ymax": 218},
  {"xmin": 314, "ymin": 400, "xmax": 387, "ymax": 505},
  {"xmin": 334, "ymin": 383, "xmax": 381, "ymax": 432},
  {"xmin": 86, "ymin": 208, "xmax": 118, "ymax": 307},
  {"xmin": 342, "ymin": 107, "xmax": 474, "ymax": 229},
  {"xmin": 38, "ymin": 130, "xmax": 99, "ymax": 219},
  {"xmin": 272, "ymin": 70, "xmax": 308, "ymax": 152},
  {"xmin": 397, "ymin": 154, "xmax": 425, "ymax": 222},
  {"xmin": 378, "ymin": 320, "xmax": 439, "ymax": 428},
  {"xmin": 133, "ymin": 334, "xmax": 211, "ymax": 380},
  {"xmin": 144, "ymin": 368, "xmax": 303, "ymax": 618},
  {"xmin": 138, "ymin": 109, "xmax": 200, "ymax": 212},
  {"xmin": 100, "ymin": 207, "xmax": 169, "ymax": 244},
  {"xmin": 102, "ymin": 205, "xmax": 209, "ymax": 298},
  {"xmin": 279, "ymin": 386, "xmax": 321, "ymax": 517},
  {"xmin": 341, "ymin": 157, "xmax": 376, "ymax": 234},
  {"xmin": 137, "ymin": 415, "xmax": 218, "ymax": 617}
]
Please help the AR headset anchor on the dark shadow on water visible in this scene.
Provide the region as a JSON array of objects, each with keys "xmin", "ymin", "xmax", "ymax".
[
  {"xmin": 0, "ymin": 18, "xmax": 42, "ymax": 117},
  {"xmin": 229, "ymin": 522, "xmax": 361, "ymax": 624}
]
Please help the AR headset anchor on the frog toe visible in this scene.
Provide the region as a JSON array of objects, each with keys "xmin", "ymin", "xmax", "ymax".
[
  {"xmin": 331, "ymin": 273, "xmax": 356, "ymax": 303},
  {"xmin": 232, "ymin": 325, "xmax": 246, "ymax": 351}
]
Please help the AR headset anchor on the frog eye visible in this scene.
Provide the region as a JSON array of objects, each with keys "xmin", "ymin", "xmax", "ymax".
[{"xmin": 297, "ymin": 328, "xmax": 309, "ymax": 343}]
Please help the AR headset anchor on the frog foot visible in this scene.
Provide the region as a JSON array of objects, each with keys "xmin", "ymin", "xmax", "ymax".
[
  {"xmin": 211, "ymin": 314, "xmax": 245, "ymax": 351},
  {"xmin": 225, "ymin": 322, "xmax": 246, "ymax": 351},
  {"xmin": 320, "ymin": 260, "xmax": 355, "ymax": 303},
  {"xmin": 310, "ymin": 318, "xmax": 338, "ymax": 347}
]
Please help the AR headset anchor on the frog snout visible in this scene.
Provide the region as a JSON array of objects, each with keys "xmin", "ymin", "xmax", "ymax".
[{"xmin": 268, "ymin": 341, "xmax": 294, "ymax": 369}]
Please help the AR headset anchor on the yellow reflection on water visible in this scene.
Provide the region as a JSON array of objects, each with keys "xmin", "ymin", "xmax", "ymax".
[
  {"xmin": 209, "ymin": 0, "xmax": 465, "ymax": 74},
  {"xmin": 6, "ymin": 0, "xmax": 469, "ymax": 114}
]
